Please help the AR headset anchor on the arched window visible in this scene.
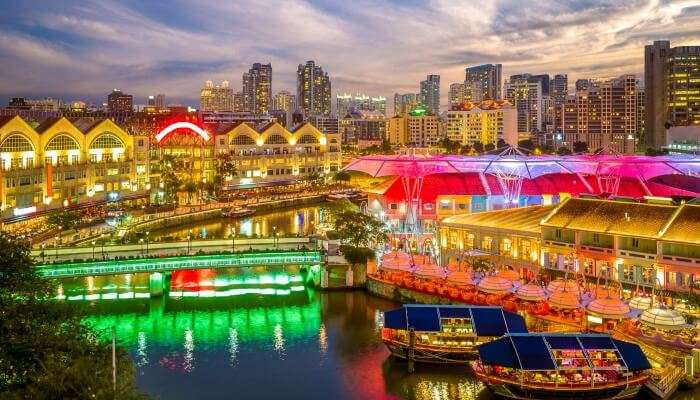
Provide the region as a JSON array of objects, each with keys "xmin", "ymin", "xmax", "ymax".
[
  {"xmin": 232, "ymin": 135, "xmax": 255, "ymax": 145},
  {"xmin": 0, "ymin": 134, "xmax": 34, "ymax": 152},
  {"xmin": 265, "ymin": 134, "xmax": 287, "ymax": 144},
  {"xmin": 297, "ymin": 134, "xmax": 318, "ymax": 144},
  {"xmin": 46, "ymin": 134, "xmax": 79, "ymax": 151},
  {"xmin": 90, "ymin": 133, "xmax": 124, "ymax": 149}
]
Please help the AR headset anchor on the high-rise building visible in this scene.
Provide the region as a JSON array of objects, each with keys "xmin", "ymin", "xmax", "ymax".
[
  {"xmin": 420, "ymin": 74, "xmax": 440, "ymax": 115},
  {"xmin": 155, "ymin": 94, "xmax": 166, "ymax": 109},
  {"xmin": 575, "ymin": 79, "xmax": 591, "ymax": 91},
  {"xmin": 448, "ymin": 83, "xmax": 465, "ymax": 108},
  {"xmin": 337, "ymin": 93, "xmax": 387, "ymax": 118},
  {"xmin": 336, "ymin": 93, "xmax": 353, "ymax": 118},
  {"xmin": 644, "ymin": 40, "xmax": 700, "ymax": 148},
  {"xmin": 551, "ymin": 74, "xmax": 568, "ymax": 106},
  {"xmin": 560, "ymin": 75, "xmax": 637, "ymax": 154},
  {"xmin": 306, "ymin": 115, "xmax": 339, "ymax": 135},
  {"xmin": 339, "ymin": 110, "xmax": 386, "ymax": 147},
  {"xmin": 446, "ymin": 100, "xmax": 517, "ymax": 146},
  {"xmin": 272, "ymin": 90, "xmax": 296, "ymax": 127},
  {"xmin": 147, "ymin": 95, "xmax": 156, "ymax": 107},
  {"xmin": 233, "ymin": 92, "xmax": 244, "ymax": 112},
  {"xmin": 636, "ymin": 87, "xmax": 645, "ymax": 146},
  {"xmin": 107, "ymin": 89, "xmax": 133, "ymax": 112},
  {"xmin": 199, "ymin": 80, "xmax": 233, "ymax": 112},
  {"xmin": 387, "ymin": 111, "xmax": 440, "ymax": 148},
  {"xmin": 242, "ymin": 63, "xmax": 272, "ymax": 114},
  {"xmin": 504, "ymin": 76, "xmax": 543, "ymax": 134},
  {"xmin": 465, "ymin": 64, "xmax": 502, "ymax": 100},
  {"xmin": 387, "ymin": 115, "xmax": 408, "ymax": 146},
  {"xmin": 297, "ymin": 61, "xmax": 331, "ymax": 117},
  {"xmin": 393, "ymin": 93, "xmax": 421, "ymax": 116}
]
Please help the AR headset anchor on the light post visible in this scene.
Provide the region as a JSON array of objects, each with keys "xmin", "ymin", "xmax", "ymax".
[
  {"xmin": 187, "ymin": 229, "xmax": 192, "ymax": 254},
  {"xmin": 272, "ymin": 226, "xmax": 277, "ymax": 249},
  {"xmin": 55, "ymin": 235, "xmax": 60, "ymax": 258},
  {"xmin": 101, "ymin": 233, "xmax": 106, "ymax": 260},
  {"xmin": 139, "ymin": 238, "xmax": 144, "ymax": 255},
  {"xmin": 230, "ymin": 226, "xmax": 236, "ymax": 253},
  {"xmin": 92, "ymin": 240, "xmax": 96, "ymax": 259},
  {"xmin": 145, "ymin": 231, "xmax": 150, "ymax": 255},
  {"xmin": 40, "ymin": 243, "xmax": 46, "ymax": 262}
]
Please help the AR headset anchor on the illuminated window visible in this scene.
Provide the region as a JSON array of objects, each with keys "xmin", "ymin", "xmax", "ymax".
[
  {"xmin": 90, "ymin": 133, "xmax": 124, "ymax": 149},
  {"xmin": 232, "ymin": 135, "xmax": 255, "ymax": 145},
  {"xmin": 0, "ymin": 134, "xmax": 34, "ymax": 152},
  {"xmin": 265, "ymin": 134, "xmax": 287, "ymax": 144},
  {"xmin": 45, "ymin": 134, "xmax": 79, "ymax": 151},
  {"xmin": 298, "ymin": 134, "xmax": 317, "ymax": 144}
]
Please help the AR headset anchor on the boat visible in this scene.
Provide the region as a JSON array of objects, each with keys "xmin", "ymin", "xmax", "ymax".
[
  {"xmin": 326, "ymin": 191, "xmax": 363, "ymax": 202},
  {"xmin": 380, "ymin": 304, "xmax": 528, "ymax": 364},
  {"xmin": 471, "ymin": 333, "xmax": 651, "ymax": 400},
  {"xmin": 221, "ymin": 207, "xmax": 254, "ymax": 218}
]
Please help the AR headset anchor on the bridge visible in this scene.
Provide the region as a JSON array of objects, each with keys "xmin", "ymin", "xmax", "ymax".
[{"xmin": 36, "ymin": 251, "xmax": 323, "ymax": 278}]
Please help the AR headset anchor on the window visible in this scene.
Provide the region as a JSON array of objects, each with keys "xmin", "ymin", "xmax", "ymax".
[
  {"xmin": 298, "ymin": 134, "xmax": 317, "ymax": 144},
  {"xmin": 389, "ymin": 203, "xmax": 398, "ymax": 210},
  {"xmin": 265, "ymin": 134, "xmax": 287, "ymax": 144},
  {"xmin": 632, "ymin": 238, "xmax": 640, "ymax": 248},
  {"xmin": 46, "ymin": 134, "xmax": 79, "ymax": 151},
  {"xmin": 623, "ymin": 265, "xmax": 635, "ymax": 282},
  {"xmin": 555, "ymin": 229, "xmax": 563, "ymax": 240},
  {"xmin": 137, "ymin": 139, "xmax": 144, "ymax": 147},
  {"xmin": 0, "ymin": 134, "xmax": 34, "ymax": 152},
  {"xmin": 481, "ymin": 236, "xmax": 493, "ymax": 252},
  {"xmin": 90, "ymin": 133, "xmax": 124, "ymax": 149},
  {"xmin": 232, "ymin": 135, "xmax": 255, "ymax": 145},
  {"xmin": 424, "ymin": 203, "xmax": 433, "ymax": 210}
]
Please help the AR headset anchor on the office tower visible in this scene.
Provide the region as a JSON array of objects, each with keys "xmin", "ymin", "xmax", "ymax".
[
  {"xmin": 387, "ymin": 112, "xmax": 440, "ymax": 148},
  {"xmin": 541, "ymin": 96, "xmax": 556, "ymax": 134},
  {"xmin": 199, "ymin": 80, "xmax": 234, "ymax": 112},
  {"xmin": 370, "ymin": 96, "xmax": 387, "ymax": 116},
  {"xmin": 336, "ymin": 93, "xmax": 353, "ymax": 118},
  {"xmin": 446, "ymin": 100, "xmax": 517, "ymax": 146},
  {"xmin": 155, "ymin": 94, "xmax": 166, "ymax": 109},
  {"xmin": 387, "ymin": 115, "xmax": 408, "ymax": 146},
  {"xmin": 636, "ymin": 87, "xmax": 645, "ymax": 145},
  {"xmin": 645, "ymin": 40, "xmax": 700, "ymax": 148},
  {"xmin": 296, "ymin": 61, "xmax": 331, "ymax": 117},
  {"xmin": 306, "ymin": 115, "xmax": 339, "ymax": 135},
  {"xmin": 107, "ymin": 89, "xmax": 133, "ymax": 112},
  {"xmin": 463, "ymin": 81, "xmax": 483, "ymax": 103},
  {"xmin": 575, "ymin": 79, "xmax": 591, "ymax": 91},
  {"xmin": 465, "ymin": 64, "xmax": 502, "ymax": 100},
  {"xmin": 420, "ymin": 74, "xmax": 440, "ymax": 115},
  {"xmin": 449, "ymin": 83, "xmax": 465, "ymax": 108},
  {"xmin": 393, "ymin": 93, "xmax": 421, "ymax": 116},
  {"xmin": 551, "ymin": 74, "xmax": 568, "ymax": 106},
  {"xmin": 511, "ymin": 74, "xmax": 550, "ymax": 96},
  {"xmin": 242, "ymin": 63, "xmax": 272, "ymax": 114},
  {"xmin": 339, "ymin": 110, "xmax": 386, "ymax": 147},
  {"xmin": 233, "ymin": 92, "xmax": 244, "ymax": 112},
  {"xmin": 560, "ymin": 75, "xmax": 637, "ymax": 154},
  {"xmin": 147, "ymin": 96, "xmax": 156, "ymax": 106},
  {"xmin": 273, "ymin": 90, "xmax": 296, "ymax": 127},
  {"xmin": 505, "ymin": 76, "xmax": 543, "ymax": 134}
]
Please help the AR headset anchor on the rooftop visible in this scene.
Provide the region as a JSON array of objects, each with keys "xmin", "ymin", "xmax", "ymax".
[{"xmin": 442, "ymin": 205, "xmax": 555, "ymax": 234}]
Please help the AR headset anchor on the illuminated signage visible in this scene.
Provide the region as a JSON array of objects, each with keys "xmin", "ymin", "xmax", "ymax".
[
  {"xmin": 155, "ymin": 121, "xmax": 211, "ymax": 143},
  {"xmin": 587, "ymin": 315, "xmax": 603, "ymax": 324},
  {"xmin": 13, "ymin": 206, "xmax": 37, "ymax": 216}
]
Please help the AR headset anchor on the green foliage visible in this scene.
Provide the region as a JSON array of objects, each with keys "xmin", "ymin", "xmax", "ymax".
[
  {"xmin": 557, "ymin": 146, "xmax": 572, "ymax": 155},
  {"xmin": 573, "ymin": 141, "xmax": 589, "ymax": 154},
  {"xmin": 332, "ymin": 210, "xmax": 388, "ymax": 248},
  {"xmin": 215, "ymin": 152, "xmax": 237, "ymax": 180},
  {"xmin": 645, "ymin": 147, "xmax": 668, "ymax": 156},
  {"xmin": 518, "ymin": 139, "xmax": 534, "ymax": 150},
  {"xmin": 484, "ymin": 142, "xmax": 496, "ymax": 152},
  {"xmin": 340, "ymin": 245, "xmax": 375, "ymax": 265},
  {"xmin": 0, "ymin": 233, "xmax": 145, "ymax": 399},
  {"xmin": 437, "ymin": 137, "xmax": 461, "ymax": 154},
  {"xmin": 472, "ymin": 141, "xmax": 484, "ymax": 154},
  {"xmin": 333, "ymin": 171, "xmax": 351, "ymax": 183},
  {"xmin": 46, "ymin": 210, "xmax": 79, "ymax": 231}
]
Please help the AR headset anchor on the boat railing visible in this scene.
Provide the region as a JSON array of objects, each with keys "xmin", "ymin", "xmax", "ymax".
[{"xmin": 481, "ymin": 371, "xmax": 647, "ymax": 390}]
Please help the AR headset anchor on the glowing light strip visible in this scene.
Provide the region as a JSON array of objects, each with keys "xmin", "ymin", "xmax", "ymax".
[{"xmin": 155, "ymin": 121, "xmax": 210, "ymax": 143}]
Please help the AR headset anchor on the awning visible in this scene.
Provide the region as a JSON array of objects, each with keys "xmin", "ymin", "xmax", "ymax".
[
  {"xmin": 478, "ymin": 333, "xmax": 651, "ymax": 371},
  {"xmin": 382, "ymin": 304, "xmax": 527, "ymax": 335}
]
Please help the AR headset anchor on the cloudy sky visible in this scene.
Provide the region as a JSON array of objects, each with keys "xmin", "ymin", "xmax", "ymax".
[{"xmin": 1, "ymin": 0, "xmax": 699, "ymax": 109}]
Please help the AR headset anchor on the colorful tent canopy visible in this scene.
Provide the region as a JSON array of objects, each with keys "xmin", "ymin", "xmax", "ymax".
[
  {"xmin": 587, "ymin": 296, "xmax": 631, "ymax": 319},
  {"xmin": 547, "ymin": 279, "xmax": 580, "ymax": 293},
  {"xmin": 496, "ymin": 269, "xmax": 520, "ymax": 282},
  {"xmin": 629, "ymin": 296, "xmax": 652, "ymax": 311},
  {"xmin": 477, "ymin": 276, "xmax": 513, "ymax": 294},
  {"xmin": 515, "ymin": 283, "xmax": 548, "ymax": 301},
  {"xmin": 640, "ymin": 307, "xmax": 689, "ymax": 331},
  {"xmin": 414, "ymin": 263, "xmax": 444, "ymax": 278},
  {"xmin": 446, "ymin": 270, "xmax": 472, "ymax": 285},
  {"xmin": 548, "ymin": 290, "xmax": 581, "ymax": 309},
  {"xmin": 478, "ymin": 333, "xmax": 651, "ymax": 371},
  {"xmin": 380, "ymin": 251, "xmax": 413, "ymax": 271},
  {"xmin": 383, "ymin": 304, "xmax": 527, "ymax": 335}
]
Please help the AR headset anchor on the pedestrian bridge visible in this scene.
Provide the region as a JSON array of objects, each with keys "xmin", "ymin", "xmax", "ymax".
[{"xmin": 36, "ymin": 251, "xmax": 323, "ymax": 278}]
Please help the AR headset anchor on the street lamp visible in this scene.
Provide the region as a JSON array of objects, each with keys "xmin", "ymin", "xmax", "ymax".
[
  {"xmin": 92, "ymin": 240, "xmax": 96, "ymax": 259},
  {"xmin": 145, "ymin": 231, "xmax": 150, "ymax": 255},
  {"xmin": 139, "ymin": 238, "xmax": 144, "ymax": 255},
  {"xmin": 187, "ymin": 229, "xmax": 192, "ymax": 254},
  {"xmin": 40, "ymin": 243, "xmax": 46, "ymax": 262},
  {"xmin": 101, "ymin": 233, "xmax": 106, "ymax": 260},
  {"xmin": 272, "ymin": 226, "xmax": 277, "ymax": 249},
  {"xmin": 55, "ymin": 235, "xmax": 60, "ymax": 258},
  {"xmin": 230, "ymin": 226, "xmax": 236, "ymax": 253}
]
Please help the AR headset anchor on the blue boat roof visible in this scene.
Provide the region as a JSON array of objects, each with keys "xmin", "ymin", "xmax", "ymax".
[
  {"xmin": 478, "ymin": 333, "xmax": 651, "ymax": 371},
  {"xmin": 382, "ymin": 304, "xmax": 527, "ymax": 336}
]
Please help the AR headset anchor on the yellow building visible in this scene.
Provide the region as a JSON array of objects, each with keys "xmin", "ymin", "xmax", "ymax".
[
  {"xmin": 0, "ymin": 116, "xmax": 341, "ymax": 217},
  {"xmin": 439, "ymin": 198, "xmax": 700, "ymax": 296},
  {"xmin": 387, "ymin": 116, "xmax": 408, "ymax": 146},
  {"xmin": 446, "ymin": 100, "xmax": 517, "ymax": 146}
]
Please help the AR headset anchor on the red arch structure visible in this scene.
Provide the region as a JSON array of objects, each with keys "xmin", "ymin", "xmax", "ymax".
[{"xmin": 155, "ymin": 121, "xmax": 211, "ymax": 143}]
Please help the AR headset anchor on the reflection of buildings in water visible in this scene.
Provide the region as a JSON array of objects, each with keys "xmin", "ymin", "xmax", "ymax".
[
  {"xmin": 318, "ymin": 323, "xmax": 328, "ymax": 360},
  {"xmin": 381, "ymin": 358, "xmax": 487, "ymax": 400},
  {"xmin": 228, "ymin": 328, "xmax": 239, "ymax": 366},
  {"xmin": 136, "ymin": 331, "xmax": 148, "ymax": 367},
  {"xmin": 273, "ymin": 323, "xmax": 286, "ymax": 357},
  {"xmin": 183, "ymin": 328, "xmax": 194, "ymax": 372}
]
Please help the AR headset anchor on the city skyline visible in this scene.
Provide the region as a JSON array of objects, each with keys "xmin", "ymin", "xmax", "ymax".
[{"xmin": 1, "ymin": 1, "xmax": 699, "ymax": 109}]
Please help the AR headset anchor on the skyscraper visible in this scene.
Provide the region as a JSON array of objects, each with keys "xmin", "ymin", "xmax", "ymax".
[
  {"xmin": 107, "ymin": 89, "xmax": 133, "ymax": 112},
  {"xmin": 393, "ymin": 93, "xmax": 421, "ymax": 116},
  {"xmin": 644, "ymin": 40, "xmax": 700, "ymax": 148},
  {"xmin": 242, "ymin": 63, "xmax": 272, "ymax": 114},
  {"xmin": 337, "ymin": 93, "xmax": 386, "ymax": 117},
  {"xmin": 448, "ymin": 83, "xmax": 465, "ymax": 108},
  {"xmin": 297, "ymin": 61, "xmax": 331, "ymax": 117},
  {"xmin": 273, "ymin": 90, "xmax": 296, "ymax": 127},
  {"xmin": 155, "ymin": 94, "xmax": 166, "ymax": 109},
  {"xmin": 560, "ymin": 75, "xmax": 637, "ymax": 154},
  {"xmin": 551, "ymin": 74, "xmax": 568, "ymax": 106},
  {"xmin": 420, "ymin": 74, "xmax": 440, "ymax": 115},
  {"xmin": 505, "ymin": 76, "xmax": 543, "ymax": 134},
  {"xmin": 465, "ymin": 64, "xmax": 502, "ymax": 100},
  {"xmin": 200, "ymin": 80, "xmax": 233, "ymax": 112}
]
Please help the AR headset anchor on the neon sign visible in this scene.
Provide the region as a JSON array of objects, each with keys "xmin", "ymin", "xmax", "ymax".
[{"xmin": 155, "ymin": 121, "xmax": 211, "ymax": 143}]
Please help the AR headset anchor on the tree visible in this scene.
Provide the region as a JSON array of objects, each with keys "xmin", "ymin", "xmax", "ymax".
[
  {"xmin": 46, "ymin": 210, "xmax": 79, "ymax": 231},
  {"xmin": 183, "ymin": 180, "xmax": 197, "ymax": 204},
  {"xmin": 332, "ymin": 210, "xmax": 388, "ymax": 249},
  {"xmin": 472, "ymin": 141, "xmax": 484, "ymax": 154},
  {"xmin": 484, "ymin": 143, "xmax": 496, "ymax": 152},
  {"xmin": 340, "ymin": 245, "xmax": 376, "ymax": 266},
  {"xmin": 518, "ymin": 139, "xmax": 534, "ymax": 151},
  {"xmin": 573, "ymin": 141, "xmax": 589, "ymax": 154},
  {"xmin": 437, "ymin": 137, "xmax": 461, "ymax": 154},
  {"xmin": 557, "ymin": 146, "xmax": 572, "ymax": 155},
  {"xmin": 333, "ymin": 171, "xmax": 351, "ymax": 188},
  {"xmin": 0, "ymin": 232, "xmax": 144, "ymax": 398},
  {"xmin": 458, "ymin": 144, "xmax": 472, "ymax": 155},
  {"xmin": 497, "ymin": 138, "xmax": 507, "ymax": 149}
]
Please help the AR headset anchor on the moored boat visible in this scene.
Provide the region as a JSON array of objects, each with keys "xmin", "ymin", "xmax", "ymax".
[
  {"xmin": 471, "ymin": 333, "xmax": 651, "ymax": 400},
  {"xmin": 221, "ymin": 207, "xmax": 254, "ymax": 218},
  {"xmin": 380, "ymin": 304, "xmax": 528, "ymax": 364}
]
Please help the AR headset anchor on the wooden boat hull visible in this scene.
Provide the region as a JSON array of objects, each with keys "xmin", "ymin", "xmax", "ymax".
[
  {"xmin": 383, "ymin": 340, "xmax": 478, "ymax": 364},
  {"xmin": 484, "ymin": 381, "xmax": 643, "ymax": 400}
]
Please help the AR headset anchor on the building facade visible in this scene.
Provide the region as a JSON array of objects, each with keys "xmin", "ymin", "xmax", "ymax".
[
  {"xmin": 560, "ymin": 75, "xmax": 637, "ymax": 154},
  {"xmin": 387, "ymin": 112, "xmax": 440, "ymax": 147},
  {"xmin": 200, "ymin": 80, "xmax": 234, "ymax": 112},
  {"xmin": 296, "ymin": 61, "xmax": 331, "ymax": 117},
  {"xmin": 644, "ymin": 40, "xmax": 700, "ymax": 148},
  {"xmin": 465, "ymin": 64, "xmax": 502, "ymax": 100},
  {"xmin": 420, "ymin": 74, "xmax": 441, "ymax": 116},
  {"xmin": 505, "ymin": 76, "xmax": 543, "ymax": 135},
  {"xmin": 339, "ymin": 110, "xmax": 386, "ymax": 148},
  {"xmin": 552, "ymin": 74, "xmax": 568, "ymax": 106},
  {"xmin": 393, "ymin": 93, "xmax": 421, "ymax": 116},
  {"xmin": 445, "ymin": 100, "xmax": 517, "ymax": 146},
  {"xmin": 107, "ymin": 90, "xmax": 133, "ymax": 113},
  {"xmin": 242, "ymin": 63, "xmax": 272, "ymax": 114},
  {"xmin": 0, "ymin": 115, "xmax": 341, "ymax": 216}
]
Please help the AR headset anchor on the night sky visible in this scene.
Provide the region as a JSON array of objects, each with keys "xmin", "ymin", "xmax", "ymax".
[{"xmin": 1, "ymin": 0, "xmax": 699, "ymax": 108}]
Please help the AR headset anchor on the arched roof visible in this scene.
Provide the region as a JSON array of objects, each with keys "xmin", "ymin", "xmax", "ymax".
[
  {"xmin": 89, "ymin": 132, "xmax": 125, "ymax": 149},
  {"xmin": 0, "ymin": 133, "xmax": 35, "ymax": 152},
  {"xmin": 45, "ymin": 134, "xmax": 80, "ymax": 151}
]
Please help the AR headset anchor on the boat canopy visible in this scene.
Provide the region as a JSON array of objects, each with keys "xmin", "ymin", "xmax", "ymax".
[
  {"xmin": 383, "ymin": 304, "xmax": 527, "ymax": 336},
  {"xmin": 478, "ymin": 333, "xmax": 651, "ymax": 372}
]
